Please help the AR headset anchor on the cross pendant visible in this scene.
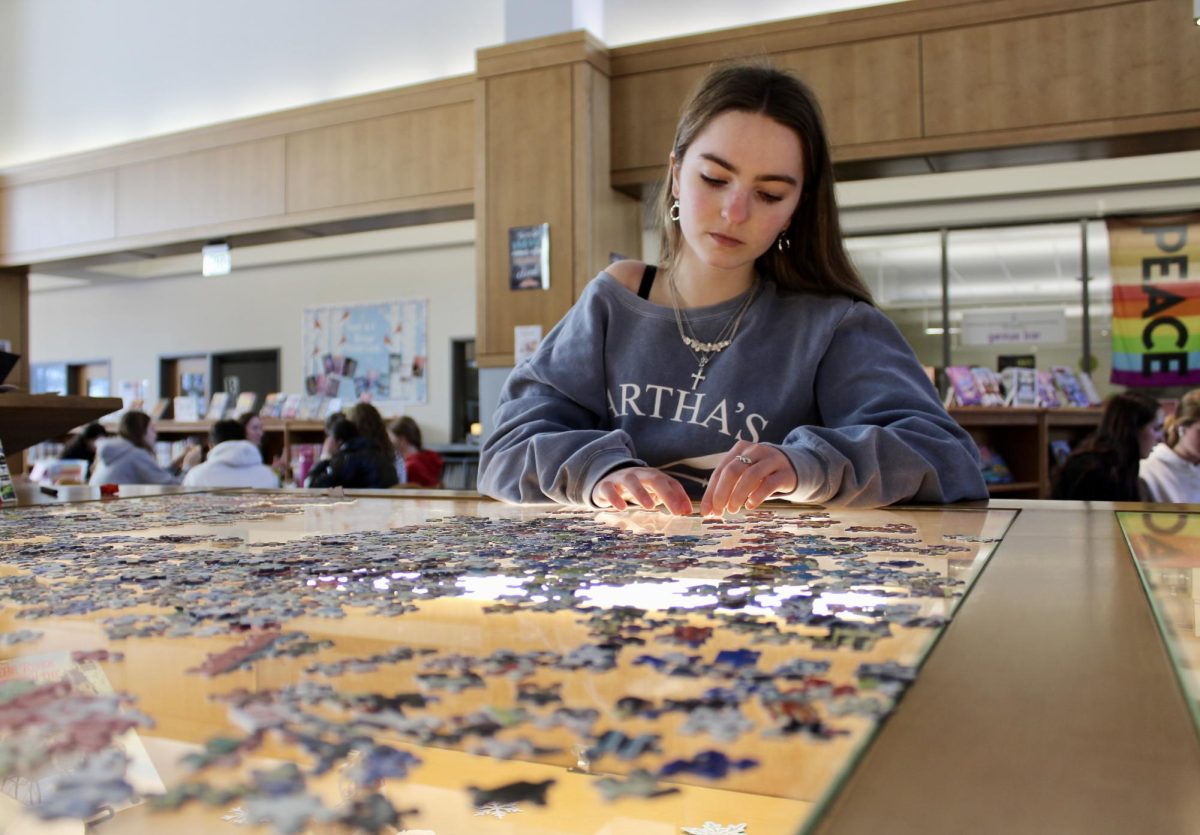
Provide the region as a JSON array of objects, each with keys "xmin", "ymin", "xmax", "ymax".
[{"xmin": 690, "ymin": 361, "xmax": 708, "ymax": 390}]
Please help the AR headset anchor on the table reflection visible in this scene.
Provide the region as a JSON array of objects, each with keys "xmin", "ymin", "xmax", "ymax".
[{"xmin": 1120, "ymin": 511, "xmax": 1200, "ymax": 731}]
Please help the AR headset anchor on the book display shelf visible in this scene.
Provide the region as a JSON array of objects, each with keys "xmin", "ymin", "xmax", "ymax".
[{"xmin": 949, "ymin": 407, "xmax": 1102, "ymax": 500}]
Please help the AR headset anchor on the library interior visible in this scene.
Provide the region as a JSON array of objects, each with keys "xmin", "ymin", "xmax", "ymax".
[{"xmin": 1, "ymin": 1, "xmax": 1199, "ymax": 833}]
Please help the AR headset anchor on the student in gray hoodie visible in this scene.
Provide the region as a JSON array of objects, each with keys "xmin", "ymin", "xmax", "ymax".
[
  {"xmin": 90, "ymin": 410, "xmax": 198, "ymax": 485},
  {"xmin": 479, "ymin": 63, "xmax": 987, "ymax": 515}
]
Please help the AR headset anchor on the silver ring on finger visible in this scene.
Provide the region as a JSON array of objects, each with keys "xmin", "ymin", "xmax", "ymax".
[{"xmin": 735, "ymin": 455, "xmax": 753, "ymax": 465}]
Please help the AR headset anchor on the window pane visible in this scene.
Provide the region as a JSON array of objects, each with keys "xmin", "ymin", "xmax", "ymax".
[
  {"xmin": 846, "ymin": 231, "xmax": 944, "ymax": 370},
  {"xmin": 946, "ymin": 222, "xmax": 1087, "ymax": 377}
]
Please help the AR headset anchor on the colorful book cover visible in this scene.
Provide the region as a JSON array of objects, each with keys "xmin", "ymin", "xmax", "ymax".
[
  {"xmin": 261, "ymin": 392, "xmax": 284, "ymax": 418},
  {"xmin": 1076, "ymin": 373, "xmax": 1102, "ymax": 407},
  {"xmin": 977, "ymin": 444, "xmax": 1014, "ymax": 485},
  {"xmin": 945, "ymin": 366, "xmax": 982, "ymax": 406},
  {"xmin": 281, "ymin": 394, "xmax": 303, "ymax": 420},
  {"xmin": 1000, "ymin": 367, "xmax": 1039, "ymax": 407},
  {"xmin": 1052, "ymin": 366, "xmax": 1091, "ymax": 408},
  {"xmin": 970, "ymin": 367, "xmax": 1005, "ymax": 406},
  {"xmin": 1035, "ymin": 370, "xmax": 1062, "ymax": 407}
]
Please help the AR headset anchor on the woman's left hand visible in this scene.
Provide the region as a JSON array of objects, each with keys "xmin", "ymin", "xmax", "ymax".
[{"xmin": 700, "ymin": 441, "xmax": 797, "ymax": 517}]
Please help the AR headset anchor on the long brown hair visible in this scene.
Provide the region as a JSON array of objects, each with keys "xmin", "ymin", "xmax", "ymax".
[
  {"xmin": 118, "ymin": 410, "xmax": 154, "ymax": 453},
  {"xmin": 657, "ymin": 62, "xmax": 871, "ymax": 304},
  {"xmin": 1074, "ymin": 391, "xmax": 1160, "ymax": 497},
  {"xmin": 348, "ymin": 402, "xmax": 392, "ymax": 458}
]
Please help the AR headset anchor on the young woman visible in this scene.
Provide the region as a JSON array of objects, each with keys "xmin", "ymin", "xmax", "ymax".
[
  {"xmin": 1139, "ymin": 391, "xmax": 1200, "ymax": 503},
  {"xmin": 89, "ymin": 410, "xmax": 199, "ymax": 485},
  {"xmin": 1052, "ymin": 392, "xmax": 1163, "ymax": 502},
  {"xmin": 478, "ymin": 63, "xmax": 986, "ymax": 514}
]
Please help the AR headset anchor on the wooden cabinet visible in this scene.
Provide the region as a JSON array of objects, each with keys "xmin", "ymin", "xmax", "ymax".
[{"xmin": 950, "ymin": 406, "xmax": 1102, "ymax": 499}]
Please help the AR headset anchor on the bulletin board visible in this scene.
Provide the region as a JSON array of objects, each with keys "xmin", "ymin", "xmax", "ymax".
[{"xmin": 302, "ymin": 299, "xmax": 428, "ymax": 405}]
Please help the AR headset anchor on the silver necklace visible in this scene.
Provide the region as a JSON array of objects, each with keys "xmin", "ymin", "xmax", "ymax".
[{"xmin": 667, "ymin": 272, "xmax": 758, "ymax": 390}]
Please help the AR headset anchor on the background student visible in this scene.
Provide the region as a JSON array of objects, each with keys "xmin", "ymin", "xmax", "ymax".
[
  {"xmin": 1140, "ymin": 390, "xmax": 1200, "ymax": 503},
  {"xmin": 389, "ymin": 416, "xmax": 443, "ymax": 487},
  {"xmin": 90, "ymin": 410, "xmax": 200, "ymax": 485},
  {"xmin": 1053, "ymin": 392, "xmax": 1163, "ymax": 502},
  {"xmin": 183, "ymin": 420, "xmax": 279, "ymax": 488}
]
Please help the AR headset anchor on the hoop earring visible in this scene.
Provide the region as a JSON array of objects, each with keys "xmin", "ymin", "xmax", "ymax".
[
  {"xmin": 669, "ymin": 199, "xmax": 680, "ymax": 223},
  {"xmin": 776, "ymin": 231, "xmax": 791, "ymax": 252}
]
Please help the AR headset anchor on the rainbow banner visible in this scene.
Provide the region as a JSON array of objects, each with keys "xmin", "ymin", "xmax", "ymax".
[{"xmin": 1108, "ymin": 214, "xmax": 1200, "ymax": 387}]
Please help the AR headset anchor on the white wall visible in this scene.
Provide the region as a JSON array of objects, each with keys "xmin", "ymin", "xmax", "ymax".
[
  {"xmin": 0, "ymin": 0, "xmax": 506, "ymax": 167},
  {"xmin": 29, "ymin": 223, "xmax": 476, "ymax": 445},
  {"xmin": 0, "ymin": 0, "xmax": 903, "ymax": 167}
]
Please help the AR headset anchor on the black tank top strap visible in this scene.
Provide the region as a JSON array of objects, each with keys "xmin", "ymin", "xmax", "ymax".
[{"xmin": 637, "ymin": 264, "xmax": 658, "ymax": 300}]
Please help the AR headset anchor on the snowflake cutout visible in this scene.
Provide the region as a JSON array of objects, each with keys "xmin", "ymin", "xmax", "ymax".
[
  {"xmin": 475, "ymin": 802, "xmax": 522, "ymax": 819},
  {"xmin": 682, "ymin": 824, "xmax": 747, "ymax": 835}
]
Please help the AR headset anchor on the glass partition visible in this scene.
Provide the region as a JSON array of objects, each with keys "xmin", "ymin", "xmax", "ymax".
[{"xmin": 846, "ymin": 231, "xmax": 945, "ymax": 370}]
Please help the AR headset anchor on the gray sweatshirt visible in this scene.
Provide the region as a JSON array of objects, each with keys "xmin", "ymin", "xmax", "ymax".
[
  {"xmin": 478, "ymin": 271, "xmax": 986, "ymax": 508},
  {"xmin": 89, "ymin": 437, "xmax": 181, "ymax": 486}
]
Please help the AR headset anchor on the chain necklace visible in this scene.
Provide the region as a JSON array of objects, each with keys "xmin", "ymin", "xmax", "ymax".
[{"xmin": 667, "ymin": 271, "xmax": 759, "ymax": 390}]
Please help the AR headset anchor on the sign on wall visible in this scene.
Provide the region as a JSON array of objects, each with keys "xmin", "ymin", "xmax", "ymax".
[
  {"xmin": 1109, "ymin": 214, "xmax": 1200, "ymax": 387},
  {"xmin": 303, "ymin": 299, "xmax": 428, "ymax": 405},
  {"xmin": 960, "ymin": 308, "xmax": 1067, "ymax": 347}
]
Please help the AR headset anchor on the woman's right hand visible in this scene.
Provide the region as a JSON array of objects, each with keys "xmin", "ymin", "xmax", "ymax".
[{"xmin": 591, "ymin": 467, "xmax": 693, "ymax": 516}]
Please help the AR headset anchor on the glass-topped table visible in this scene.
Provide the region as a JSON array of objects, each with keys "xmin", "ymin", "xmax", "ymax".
[
  {"xmin": 0, "ymin": 491, "xmax": 1015, "ymax": 833},
  {"xmin": 1120, "ymin": 510, "xmax": 1200, "ymax": 737}
]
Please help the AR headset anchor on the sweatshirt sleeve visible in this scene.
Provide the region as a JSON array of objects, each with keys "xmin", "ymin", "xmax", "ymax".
[
  {"xmin": 133, "ymin": 449, "xmax": 182, "ymax": 485},
  {"xmin": 478, "ymin": 280, "xmax": 645, "ymax": 506},
  {"xmin": 773, "ymin": 302, "xmax": 987, "ymax": 506}
]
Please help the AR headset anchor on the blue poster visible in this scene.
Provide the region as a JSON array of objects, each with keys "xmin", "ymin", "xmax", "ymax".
[{"xmin": 303, "ymin": 299, "xmax": 428, "ymax": 405}]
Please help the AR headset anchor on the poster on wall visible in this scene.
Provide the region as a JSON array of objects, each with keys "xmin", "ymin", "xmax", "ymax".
[
  {"xmin": 303, "ymin": 299, "xmax": 428, "ymax": 406},
  {"xmin": 509, "ymin": 224, "xmax": 550, "ymax": 290},
  {"xmin": 1108, "ymin": 213, "xmax": 1200, "ymax": 387}
]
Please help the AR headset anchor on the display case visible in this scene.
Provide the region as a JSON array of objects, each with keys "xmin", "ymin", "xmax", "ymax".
[{"xmin": 2, "ymin": 493, "xmax": 1199, "ymax": 833}]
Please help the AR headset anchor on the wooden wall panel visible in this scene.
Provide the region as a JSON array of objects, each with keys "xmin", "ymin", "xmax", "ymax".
[
  {"xmin": 115, "ymin": 139, "xmax": 285, "ymax": 237},
  {"xmin": 611, "ymin": 36, "xmax": 922, "ymax": 180},
  {"xmin": 923, "ymin": 0, "xmax": 1200, "ymax": 137},
  {"xmin": 285, "ymin": 102, "xmax": 474, "ymax": 213},
  {"xmin": 574, "ymin": 64, "xmax": 642, "ymax": 301},
  {"xmin": 0, "ymin": 268, "xmax": 28, "ymax": 389},
  {"xmin": 479, "ymin": 67, "xmax": 574, "ymax": 364},
  {"xmin": 0, "ymin": 172, "xmax": 115, "ymax": 255}
]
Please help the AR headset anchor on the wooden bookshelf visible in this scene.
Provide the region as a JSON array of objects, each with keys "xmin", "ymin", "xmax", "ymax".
[{"xmin": 949, "ymin": 406, "xmax": 1102, "ymax": 500}]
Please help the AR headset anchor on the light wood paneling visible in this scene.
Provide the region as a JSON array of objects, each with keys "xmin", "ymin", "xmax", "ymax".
[
  {"xmin": 0, "ymin": 172, "xmax": 115, "ymax": 254},
  {"xmin": 286, "ymin": 103, "xmax": 474, "ymax": 212},
  {"xmin": 478, "ymin": 66, "xmax": 574, "ymax": 365},
  {"xmin": 0, "ymin": 76, "xmax": 476, "ymax": 187},
  {"xmin": 923, "ymin": 0, "xmax": 1200, "ymax": 137},
  {"xmin": 611, "ymin": 36, "xmax": 922, "ymax": 178},
  {"xmin": 573, "ymin": 64, "xmax": 642, "ymax": 301},
  {"xmin": 116, "ymin": 139, "xmax": 286, "ymax": 237},
  {"xmin": 475, "ymin": 29, "xmax": 610, "ymax": 78}
]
